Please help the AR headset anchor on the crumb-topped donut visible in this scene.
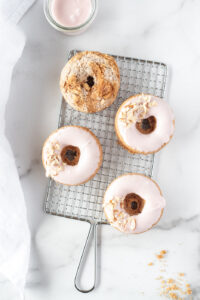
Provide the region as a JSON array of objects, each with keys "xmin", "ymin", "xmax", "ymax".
[
  {"xmin": 60, "ymin": 51, "xmax": 120, "ymax": 113},
  {"xmin": 115, "ymin": 94, "xmax": 175, "ymax": 154},
  {"xmin": 103, "ymin": 173, "xmax": 166, "ymax": 234},
  {"xmin": 42, "ymin": 126, "xmax": 102, "ymax": 185}
]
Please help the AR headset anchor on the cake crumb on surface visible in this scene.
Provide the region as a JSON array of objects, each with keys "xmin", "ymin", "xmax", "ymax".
[
  {"xmin": 167, "ymin": 279, "xmax": 174, "ymax": 284},
  {"xmin": 156, "ymin": 249, "xmax": 167, "ymax": 259},
  {"xmin": 159, "ymin": 276, "xmax": 192, "ymax": 299},
  {"xmin": 150, "ymin": 250, "xmax": 192, "ymax": 299},
  {"xmin": 169, "ymin": 292, "xmax": 178, "ymax": 299},
  {"xmin": 186, "ymin": 287, "xmax": 192, "ymax": 295}
]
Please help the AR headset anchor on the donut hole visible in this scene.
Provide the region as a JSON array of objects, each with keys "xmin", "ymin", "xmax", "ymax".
[
  {"xmin": 124, "ymin": 193, "xmax": 145, "ymax": 216},
  {"xmin": 61, "ymin": 145, "xmax": 80, "ymax": 166},
  {"xmin": 136, "ymin": 116, "xmax": 156, "ymax": 134},
  {"xmin": 86, "ymin": 76, "xmax": 95, "ymax": 87}
]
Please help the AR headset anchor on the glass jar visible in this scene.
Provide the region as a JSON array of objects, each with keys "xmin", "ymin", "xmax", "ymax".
[{"xmin": 43, "ymin": 0, "xmax": 98, "ymax": 35}]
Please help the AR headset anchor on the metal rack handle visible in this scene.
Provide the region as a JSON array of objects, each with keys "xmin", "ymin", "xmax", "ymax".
[{"xmin": 74, "ymin": 222, "xmax": 97, "ymax": 293}]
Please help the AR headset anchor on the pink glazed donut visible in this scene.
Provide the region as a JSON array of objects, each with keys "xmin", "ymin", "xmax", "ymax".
[
  {"xmin": 103, "ymin": 173, "xmax": 166, "ymax": 234},
  {"xmin": 115, "ymin": 94, "xmax": 175, "ymax": 154},
  {"xmin": 42, "ymin": 126, "xmax": 102, "ymax": 185}
]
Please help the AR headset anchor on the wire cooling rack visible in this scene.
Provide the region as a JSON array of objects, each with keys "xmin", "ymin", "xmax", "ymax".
[
  {"xmin": 44, "ymin": 50, "xmax": 167, "ymax": 293},
  {"xmin": 44, "ymin": 50, "xmax": 167, "ymax": 225}
]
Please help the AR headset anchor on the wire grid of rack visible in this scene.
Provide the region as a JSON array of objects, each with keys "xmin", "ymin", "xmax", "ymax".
[{"xmin": 44, "ymin": 50, "xmax": 167, "ymax": 225}]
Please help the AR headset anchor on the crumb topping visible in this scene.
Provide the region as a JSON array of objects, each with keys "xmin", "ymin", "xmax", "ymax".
[
  {"xmin": 44, "ymin": 141, "xmax": 65, "ymax": 177},
  {"xmin": 119, "ymin": 94, "xmax": 157, "ymax": 127},
  {"xmin": 66, "ymin": 53, "xmax": 118, "ymax": 82},
  {"xmin": 103, "ymin": 196, "xmax": 136, "ymax": 231},
  {"xmin": 61, "ymin": 52, "xmax": 119, "ymax": 113}
]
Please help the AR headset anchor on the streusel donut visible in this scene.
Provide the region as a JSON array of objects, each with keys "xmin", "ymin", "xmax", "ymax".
[
  {"xmin": 42, "ymin": 126, "xmax": 102, "ymax": 185},
  {"xmin": 115, "ymin": 94, "xmax": 175, "ymax": 154},
  {"xmin": 103, "ymin": 173, "xmax": 166, "ymax": 234},
  {"xmin": 60, "ymin": 51, "xmax": 120, "ymax": 113}
]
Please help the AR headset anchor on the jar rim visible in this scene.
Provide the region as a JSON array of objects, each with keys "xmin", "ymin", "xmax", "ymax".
[{"xmin": 44, "ymin": 0, "xmax": 97, "ymax": 31}]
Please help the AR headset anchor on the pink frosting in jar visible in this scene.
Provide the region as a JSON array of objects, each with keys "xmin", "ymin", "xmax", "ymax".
[{"xmin": 51, "ymin": 0, "xmax": 92, "ymax": 27}]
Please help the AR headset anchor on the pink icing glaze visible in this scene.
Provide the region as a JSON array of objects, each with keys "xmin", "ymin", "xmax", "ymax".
[
  {"xmin": 42, "ymin": 126, "xmax": 102, "ymax": 185},
  {"xmin": 104, "ymin": 174, "xmax": 166, "ymax": 234},
  {"xmin": 116, "ymin": 95, "xmax": 175, "ymax": 153},
  {"xmin": 51, "ymin": 0, "xmax": 92, "ymax": 27}
]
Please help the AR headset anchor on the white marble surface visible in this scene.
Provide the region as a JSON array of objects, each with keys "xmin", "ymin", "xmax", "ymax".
[{"xmin": 5, "ymin": 0, "xmax": 200, "ymax": 299}]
